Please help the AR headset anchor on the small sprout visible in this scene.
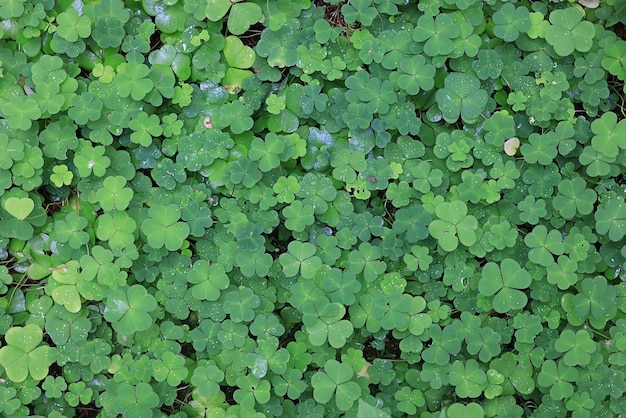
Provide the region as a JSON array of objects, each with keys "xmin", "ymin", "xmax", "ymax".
[{"xmin": 504, "ymin": 137, "xmax": 520, "ymax": 156}]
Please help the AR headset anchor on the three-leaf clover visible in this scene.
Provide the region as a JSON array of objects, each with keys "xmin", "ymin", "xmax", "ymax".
[
  {"xmin": 537, "ymin": 359, "xmax": 578, "ymax": 400},
  {"xmin": 590, "ymin": 111, "xmax": 626, "ymax": 158},
  {"xmin": 187, "ymin": 259, "xmax": 229, "ymax": 301},
  {"xmin": 428, "ymin": 200, "xmax": 478, "ymax": 252},
  {"xmin": 435, "ymin": 73, "xmax": 488, "ymax": 124},
  {"xmin": 279, "ymin": 241, "xmax": 322, "ymax": 279},
  {"xmin": 103, "ymin": 284, "xmax": 157, "ymax": 335},
  {"xmin": 0, "ymin": 324, "xmax": 56, "ymax": 382},
  {"xmin": 524, "ymin": 224, "xmax": 565, "ymax": 267},
  {"xmin": 492, "ymin": 3, "xmax": 531, "ymax": 42},
  {"xmin": 544, "ymin": 7, "xmax": 596, "ymax": 56},
  {"xmin": 552, "ymin": 177, "xmax": 597, "ymax": 219},
  {"xmin": 478, "ymin": 258, "xmax": 532, "ymax": 313},
  {"xmin": 96, "ymin": 176, "xmax": 134, "ymax": 211},
  {"xmin": 140, "ymin": 204, "xmax": 190, "ymax": 251},
  {"xmin": 312, "ymin": 360, "xmax": 361, "ymax": 411},
  {"xmin": 413, "ymin": 14, "xmax": 460, "ymax": 57},
  {"xmin": 448, "ymin": 359, "xmax": 487, "ymax": 398},
  {"xmin": 554, "ymin": 329, "xmax": 596, "ymax": 367}
]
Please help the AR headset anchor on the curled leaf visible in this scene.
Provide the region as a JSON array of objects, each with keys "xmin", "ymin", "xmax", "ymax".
[{"xmin": 504, "ymin": 137, "xmax": 520, "ymax": 156}]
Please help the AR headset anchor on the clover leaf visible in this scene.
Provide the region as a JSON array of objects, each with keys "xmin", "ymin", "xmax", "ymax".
[
  {"xmin": 590, "ymin": 111, "xmax": 626, "ymax": 158},
  {"xmin": 428, "ymin": 200, "xmax": 478, "ymax": 252},
  {"xmin": 0, "ymin": 0, "xmax": 25, "ymax": 18},
  {"xmin": 129, "ymin": 112, "xmax": 163, "ymax": 147},
  {"xmin": 321, "ymin": 268, "xmax": 361, "ymax": 305},
  {"xmin": 152, "ymin": 351, "xmax": 188, "ymax": 386},
  {"xmin": 524, "ymin": 224, "xmax": 565, "ymax": 267},
  {"xmin": 205, "ymin": 0, "xmax": 263, "ymax": 35},
  {"xmin": 544, "ymin": 7, "xmax": 596, "ymax": 56},
  {"xmin": 256, "ymin": 19, "xmax": 301, "ymax": 68},
  {"xmin": 594, "ymin": 198, "xmax": 626, "ymax": 242},
  {"xmin": 2, "ymin": 97, "xmax": 41, "ymax": 130},
  {"xmin": 188, "ymin": 259, "xmax": 229, "ymax": 301},
  {"xmin": 449, "ymin": 359, "xmax": 487, "ymax": 398},
  {"xmin": 53, "ymin": 211, "xmax": 90, "ymax": 250},
  {"xmin": 0, "ymin": 324, "xmax": 56, "ymax": 382},
  {"xmin": 73, "ymin": 140, "xmax": 110, "ymax": 177},
  {"xmin": 0, "ymin": 132, "xmax": 24, "ymax": 170},
  {"xmin": 348, "ymin": 242, "xmax": 387, "ymax": 282},
  {"xmin": 552, "ymin": 177, "xmax": 597, "ymax": 219},
  {"xmin": 96, "ymin": 210, "xmax": 137, "ymax": 250},
  {"xmin": 422, "ymin": 324, "xmax": 462, "ymax": 365},
  {"xmin": 303, "ymin": 299, "xmax": 354, "ymax": 348},
  {"xmin": 478, "ymin": 258, "xmax": 532, "ymax": 313},
  {"xmin": 211, "ymin": 100, "xmax": 254, "ymax": 134},
  {"xmin": 249, "ymin": 134, "xmax": 285, "ymax": 172},
  {"xmin": 103, "ymin": 284, "xmax": 157, "ymax": 335},
  {"xmin": 571, "ymin": 276, "xmax": 617, "ymax": 323},
  {"xmin": 140, "ymin": 204, "xmax": 190, "ymax": 251},
  {"xmin": 554, "ymin": 329, "xmax": 596, "ymax": 367},
  {"xmin": 392, "ymin": 55, "xmax": 436, "ymax": 95},
  {"xmin": 56, "ymin": 8, "xmax": 91, "ymax": 42},
  {"xmin": 492, "ymin": 3, "xmax": 530, "ymax": 42},
  {"xmin": 110, "ymin": 382, "xmax": 160, "ymax": 417},
  {"xmin": 279, "ymin": 241, "xmax": 322, "ymax": 279},
  {"xmin": 413, "ymin": 13, "xmax": 460, "ymax": 57},
  {"xmin": 223, "ymin": 287, "xmax": 260, "ymax": 322},
  {"xmin": 312, "ymin": 359, "xmax": 361, "ymax": 411},
  {"xmin": 114, "ymin": 61, "xmax": 153, "ymax": 101},
  {"xmin": 537, "ymin": 359, "xmax": 578, "ymax": 401},
  {"xmin": 435, "ymin": 73, "xmax": 488, "ymax": 124},
  {"xmin": 96, "ymin": 176, "xmax": 133, "ymax": 211}
]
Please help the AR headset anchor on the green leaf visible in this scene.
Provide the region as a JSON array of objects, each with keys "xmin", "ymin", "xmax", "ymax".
[
  {"xmin": 435, "ymin": 73, "xmax": 488, "ymax": 124},
  {"xmin": 115, "ymin": 62, "xmax": 153, "ymax": 101},
  {"xmin": 446, "ymin": 402, "xmax": 485, "ymax": 418},
  {"xmin": 590, "ymin": 111, "xmax": 626, "ymax": 158},
  {"xmin": 188, "ymin": 260, "xmax": 229, "ymax": 301},
  {"xmin": 554, "ymin": 329, "xmax": 596, "ymax": 367},
  {"xmin": 552, "ymin": 177, "xmax": 597, "ymax": 219},
  {"xmin": 223, "ymin": 35, "xmax": 256, "ymax": 69},
  {"xmin": 56, "ymin": 8, "xmax": 91, "ymax": 42},
  {"xmin": 595, "ymin": 198, "xmax": 626, "ymax": 242},
  {"xmin": 223, "ymin": 287, "xmax": 260, "ymax": 322},
  {"xmin": 103, "ymin": 284, "xmax": 157, "ymax": 335},
  {"xmin": 227, "ymin": 2, "xmax": 263, "ymax": 35},
  {"xmin": 4, "ymin": 196, "xmax": 34, "ymax": 220},
  {"xmin": 413, "ymin": 14, "xmax": 460, "ymax": 57},
  {"xmin": 546, "ymin": 255, "xmax": 579, "ymax": 290},
  {"xmin": 96, "ymin": 176, "xmax": 134, "ymax": 211},
  {"xmin": 393, "ymin": 55, "xmax": 436, "ymax": 95},
  {"xmin": 428, "ymin": 200, "xmax": 478, "ymax": 252},
  {"xmin": 0, "ymin": 0, "xmax": 25, "ymax": 18},
  {"xmin": 342, "ymin": 0, "xmax": 378, "ymax": 26},
  {"xmin": 2, "ymin": 97, "xmax": 41, "ymax": 130},
  {"xmin": 449, "ymin": 359, "xmax": 487, "ymax": 398},
  {"xmin": 524, "ymin": 224, "xmax": 565, "ymax": 267},
  {"xmin": 544, "ymin": 8, "xmax": 595, "ymax": 56},
  {"xmin": 279, "ymin": 241, "xmax": 322, "ymax": 279},
  {"xmin": 312, "ymin": 359, "xmax": 361, "ymax": 411},
  {"xmin": 537, "ymin": 359, "xmax": 577, "ymax": 400},
  {"xmin": 0, "ymin": 324, "xmax": 55, "ymax": 382},
  {"xmin": 478, "ymin": 259, "xmax": 532, "ymax": 313},
  {"xmin": 492, "ymin": 3, "xmax": 530, "ymax": 42},
  {"xmin": 140, "ymin": 204, "xmax": 190, "ymax": 251},
  {"xmin": 357, "ymin": 398, "xmax": 392, "ymax": 418}
]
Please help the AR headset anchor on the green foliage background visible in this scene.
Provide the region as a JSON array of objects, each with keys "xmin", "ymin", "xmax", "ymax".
[{"xmin": 0, "ymin": 0, "xmax": 626, "ymax": 417}]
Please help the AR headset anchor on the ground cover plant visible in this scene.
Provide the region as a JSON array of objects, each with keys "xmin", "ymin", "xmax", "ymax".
[{"xmin": 0, "ymin": 0, "xmax": 626, "ymax": 416}]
